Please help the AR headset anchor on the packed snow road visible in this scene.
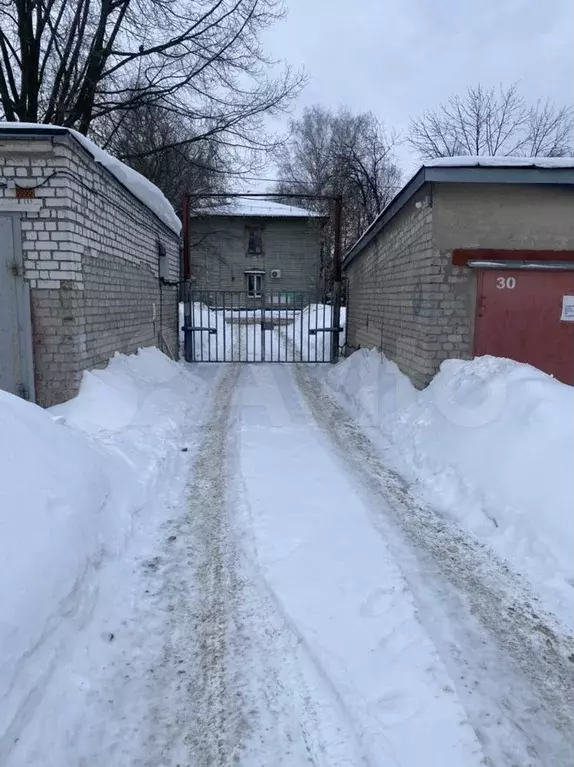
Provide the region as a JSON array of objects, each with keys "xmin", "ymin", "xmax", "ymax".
[{"xmin": 8, "ymin": 363, "xmax": 574, "ymax": 766}]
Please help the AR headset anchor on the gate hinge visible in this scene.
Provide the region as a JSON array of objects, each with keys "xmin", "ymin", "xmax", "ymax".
[{"xmin": 7, "ymin": 262, "xmax": 21, "ymax": 277}]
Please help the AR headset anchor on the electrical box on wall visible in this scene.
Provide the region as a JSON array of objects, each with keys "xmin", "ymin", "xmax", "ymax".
[{"xmin": 158, "ymin": 242, "xmax": 169, "ymax": 281}]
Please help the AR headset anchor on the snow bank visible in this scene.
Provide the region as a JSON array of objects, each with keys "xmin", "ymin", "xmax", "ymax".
[
  {"xmin": 0, "ymin": 349, "xmax": 203, "ymax": 751},
  {"xmin": 0, "ymin": 391, "xmax": 113, "ymax": 747},
  {"xmin": 325, "ymin": 350, "xmax": 574, "ymax": 627},
  {"xmin": 52, "ymin": 347, "xmax": 192, "ymax": 434},
  {"xmin": 0, "ymin": 123, "xmax": 181, "ymax": 234}
]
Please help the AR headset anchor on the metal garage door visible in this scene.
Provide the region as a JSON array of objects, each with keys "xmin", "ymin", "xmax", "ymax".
[
  {"xmin": 474, "ymin": 268, "xmax": 574, "ymax": 384},
  {"xmin": 0, "ymin": 216, "xmax": 34, "ymax": 399}
]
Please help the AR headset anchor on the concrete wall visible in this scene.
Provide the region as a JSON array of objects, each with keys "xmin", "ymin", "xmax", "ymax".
[
  {"xmin": 433, "ymin": 183, "xmax": 574, "ymax": 250},
  {"xmin": 345, "ymin": 181, "xmax": 574, "ymax": 389},
  {"xmin": 190, "ymin": 215, "xmax": 324, "ymax": 297},
  {"xmin": 0, "ymin": 133, "xmax": 180, "ymax": 406}
]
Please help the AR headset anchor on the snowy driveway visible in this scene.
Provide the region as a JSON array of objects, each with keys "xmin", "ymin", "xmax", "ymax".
[{"xmin": 9, "ymin": 363, "xmax": 574, "ymax": 766}]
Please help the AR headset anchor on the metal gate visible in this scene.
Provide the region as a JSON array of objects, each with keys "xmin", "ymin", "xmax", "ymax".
[{"xmin": 183, "ymin": 289, "xmax": 342, "ymax": 363}]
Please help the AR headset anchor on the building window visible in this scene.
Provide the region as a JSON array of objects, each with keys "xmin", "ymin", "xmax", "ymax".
[
  {"xmin": 246, "ymin": 228, "xmax": 263, "ymax": 255},
  {"xmin": 246, "ymin": 273, "xmax": 263, "ymax": 297}
]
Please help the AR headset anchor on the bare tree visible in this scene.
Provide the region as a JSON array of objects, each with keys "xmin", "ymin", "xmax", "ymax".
[
  {"xmin": 525, "ymin": 99, "xmax": 574, "ymax": 156},
  {"xmin": 276, "ymin": 106, "xmax": 401, "ymax": 247},
  {"xmin": 334, "ymin": 112, "xmax": 401, "ymax": 235},
  {"xmin": 408, "ymin": 84, "xmax": 573, "ymax": 160},
  {"xmin": 107, "ymin": 101, "xmax": 229, "ymax": 206},
  {"xmin": 0, "ymin": 0, "xmax": 304, "ymax": 158}
]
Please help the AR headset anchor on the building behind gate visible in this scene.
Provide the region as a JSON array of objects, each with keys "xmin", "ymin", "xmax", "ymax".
[
  {"xmin": 343, "ymin": 158, "xmax": 574, "ymax": 387},
  {"xmin": 189, "ymin": 198, "xmax": 327, "ymax": 302}
]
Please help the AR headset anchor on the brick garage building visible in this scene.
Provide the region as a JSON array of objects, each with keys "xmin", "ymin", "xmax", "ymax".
[
  {"xmin": 344, "ymin": 158, "xmax": 574, "ymax": 388},
  {"xmin": 0, "ymin": 125, "xmax": 181, "ymax": 406}
]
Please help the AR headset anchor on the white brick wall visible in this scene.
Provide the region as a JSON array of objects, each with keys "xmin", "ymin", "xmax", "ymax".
[
  {"xmin": 0, "ymin": 132, "xmax": 180, "ymax": 406},
  {"xmin": 345, "ymin": 189, "xmax": 474, "ymax": 389}
]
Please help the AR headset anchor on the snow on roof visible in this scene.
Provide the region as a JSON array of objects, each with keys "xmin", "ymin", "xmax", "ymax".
[
  {"xmin": 196, "ymin": 197, "xmax": 324, "ymax": 218},
  {"xmin": 424, "ymin": 155, "xmax": 574, "ymax": 169},
  {"xmin": 0, "ymin": 122, "xmax": 181, "ymax": 235}
]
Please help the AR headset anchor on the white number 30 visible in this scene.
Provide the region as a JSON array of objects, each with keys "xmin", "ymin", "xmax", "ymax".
[{"xmin": 496, "ymin": 276, "xmax": 516, "ymax": 290}]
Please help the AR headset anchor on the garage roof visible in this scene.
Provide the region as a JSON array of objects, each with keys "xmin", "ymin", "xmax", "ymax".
[
  {"xmin": 344, "ymin": 156, "xmax": 574, "ymax": 268},
  {"xmin": 0, "ymin": 122, "xmax": 181, "ymax": 234}
]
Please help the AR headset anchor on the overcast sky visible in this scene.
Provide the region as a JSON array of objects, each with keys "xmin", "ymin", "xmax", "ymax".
[{"xmin": 266, "ymin": 0, "xmax": 574, "ymax": 179}]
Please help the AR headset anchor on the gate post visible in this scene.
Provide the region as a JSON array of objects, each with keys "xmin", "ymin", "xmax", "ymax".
[
  {"xmin": 181, "ymin": 194, "xmax": 194, "ymax": 363},
  {"xmin": 183, "ymin": 282, "xmax": 194, "ymax": 362},
  {"xmin": 331, "ymin": 196, "xmax": 343, "ymax": 364}
]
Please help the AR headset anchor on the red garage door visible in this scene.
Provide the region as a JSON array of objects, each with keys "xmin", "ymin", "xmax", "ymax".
[{"xmin": 474, "ymin": 269, "xmax": 574, "ymax": 385}]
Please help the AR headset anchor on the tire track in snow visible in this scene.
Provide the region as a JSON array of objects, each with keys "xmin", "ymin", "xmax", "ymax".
[
  {"xmin": 183, "ymin": 364, "xmax": 247, "ymax": 765},
  {"xmin": 295, "ymin": 365, "xmax": 574, "ymax": 767},
  {"xmin": 122, "ymin": 365, "xmax": 239, "ymax": 766},
  {"xmin": 118, "ymin": 366, "xmax": 244, "ymax": 766},
  {"xmin": 183, "ymin": 365, "xmax": 368, "ymax": 765}
]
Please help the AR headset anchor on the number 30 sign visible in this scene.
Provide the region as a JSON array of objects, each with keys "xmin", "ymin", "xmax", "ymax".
[{"xmin": 496, "ymin": 276, "xmax": 516, "ymax": 290}]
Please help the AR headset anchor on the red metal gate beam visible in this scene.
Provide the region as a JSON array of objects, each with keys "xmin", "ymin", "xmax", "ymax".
[{"xmin": 453, "ymin": 248, "xmax": 574, "ymax": 266}]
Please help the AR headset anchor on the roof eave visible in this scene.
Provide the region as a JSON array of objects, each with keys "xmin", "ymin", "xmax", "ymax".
[
  {"xmin": 425, "ymin": 165, "xmax": 574, "ymax": 184},
  {"xmin": 0, "ymin": 125, "xmax": 69, "ymax": 138}
]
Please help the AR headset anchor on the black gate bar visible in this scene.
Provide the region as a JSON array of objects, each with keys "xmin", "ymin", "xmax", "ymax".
[{"xmin": 184, "ymin": 290, "xmax": 339, "ymax": 363}]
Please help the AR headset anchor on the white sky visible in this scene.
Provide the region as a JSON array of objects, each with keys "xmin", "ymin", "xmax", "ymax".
[{"xmin": 265, "ymin": 0, "xmax": 574, "ymax": 180}]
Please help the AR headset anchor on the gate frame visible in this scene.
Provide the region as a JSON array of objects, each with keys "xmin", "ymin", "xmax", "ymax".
[{"xmin": 181, "ymin": 192, "xmax": 343, "ymax": 364}]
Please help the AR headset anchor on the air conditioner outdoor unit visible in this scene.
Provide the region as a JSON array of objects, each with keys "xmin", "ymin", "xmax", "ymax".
[{"xmin": 270, "ymin": 269, "xmax": 281, "ymax": 279}]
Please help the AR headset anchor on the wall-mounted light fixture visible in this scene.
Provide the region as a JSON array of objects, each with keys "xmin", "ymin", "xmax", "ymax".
[{"xmin": 415, "ymin": 196, "xmax": 431, "ymax": 210}]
